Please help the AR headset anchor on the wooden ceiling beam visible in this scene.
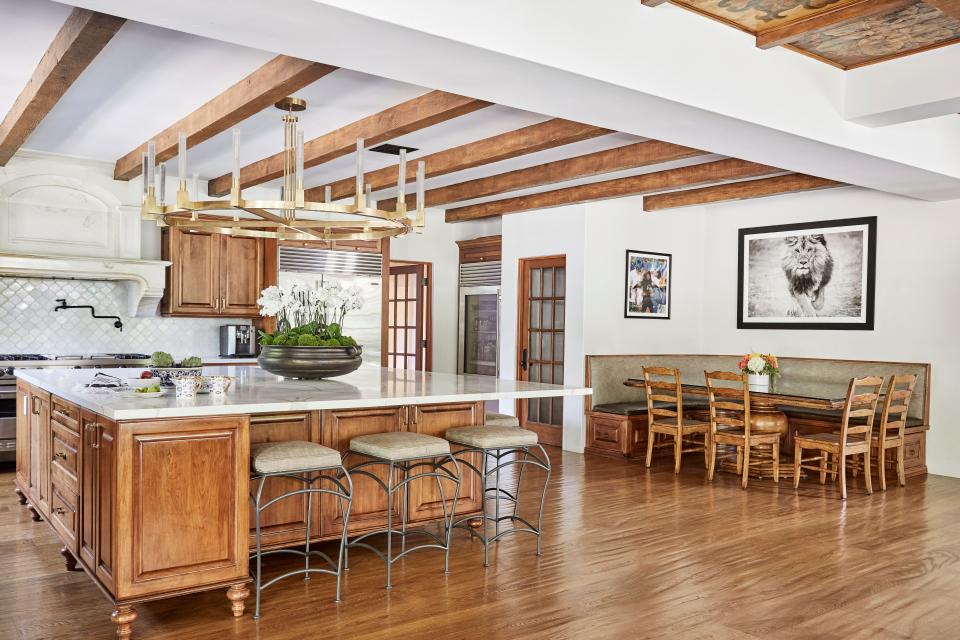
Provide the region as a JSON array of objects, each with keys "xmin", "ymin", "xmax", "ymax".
[
  {"xmin": 445, "ymin": 158, "xmax": 782, "ymax": 222},
  {"xmin": 115, "ymin": 55, "xmax": 336, "ymax": 181},
  {"xmin": 208, "ymin": 90, "xmax": 490, "ymax": 196},
  {"xmin": 0, "ymin": 9, "xmax": 125, "ymax": 166},
  {"xmin": 309, "ymin": 118, "xmax": 611, "ymax": 202},
  {"xmin": 756, "ymin": 0, "xmax": 915, "ymax": 49},
  {"xmin": 379, "ymin": 139, "xmax": 709, "ymax": 210},
  {"xmin": 642, "ymin": 173, "xmax": 843, "ymax": 211},
  {"xmin": 925, "ymin": 0, "xmax": 960, "ymax": 21}
]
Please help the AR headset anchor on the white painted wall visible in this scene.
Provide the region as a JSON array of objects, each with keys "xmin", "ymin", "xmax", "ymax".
[
  {"xmin": 389, "ymin": 208, "xmax": 500, "ymax": 373},
  {"xmin": 499, "ymin": 204, "xmax": 587, "ymax": 452}
]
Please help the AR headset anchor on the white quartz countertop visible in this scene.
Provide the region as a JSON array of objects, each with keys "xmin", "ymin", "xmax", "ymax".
[{"xmin": 15, "ymin": 364, "xmax": 591, "ymax": 421}]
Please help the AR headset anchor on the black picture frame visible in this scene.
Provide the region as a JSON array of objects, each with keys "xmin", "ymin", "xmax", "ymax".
[
  {"xmin": 624, "ymin": 249, "xmax": 672, "ymax": 319},
  {"xmin": 737, "ymin": 216, "xmax": 877, "ymax": 330}
]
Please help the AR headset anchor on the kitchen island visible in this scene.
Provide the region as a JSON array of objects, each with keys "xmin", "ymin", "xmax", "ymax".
[{"xmin": 14, "ymin": 365, "xmax": 590, "ymax": 638}]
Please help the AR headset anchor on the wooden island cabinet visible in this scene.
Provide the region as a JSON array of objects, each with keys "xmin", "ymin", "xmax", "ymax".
[{"xmin": 13, "ymin": 377, "xmax": 537, "ymax": 638}]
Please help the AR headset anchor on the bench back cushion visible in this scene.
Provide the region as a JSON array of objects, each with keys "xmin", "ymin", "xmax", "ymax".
[{"xmin": 586, "ymin": 354, "xmax": 929, "ymax": 421}]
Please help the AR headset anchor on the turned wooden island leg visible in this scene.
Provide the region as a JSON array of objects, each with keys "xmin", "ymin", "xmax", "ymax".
[
  {"xmin": 14, "ymin": 487, "xmax": 27, "ymax": 505},
  {"xmin": 111, "ymin": 606, "xmax": 137, "ymax": 639},
  {"xmin": 227, "ymin": 583, "xmax": 250, "ymax": 617},
  {"xmin": 61, "ymin": 546, "xmax": 82, "ymax": 571}
]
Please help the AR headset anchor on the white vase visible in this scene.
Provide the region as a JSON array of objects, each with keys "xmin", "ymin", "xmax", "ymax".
[{"xmin": 748, "ymin": 373, "xmax": 770, "ymax": 391}]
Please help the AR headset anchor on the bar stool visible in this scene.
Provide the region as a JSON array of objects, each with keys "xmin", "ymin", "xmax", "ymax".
[
  {"xmin": 344, "ymin": 432, "xmax": 461, "ymax": 590},
  {"xmin": 446, "ymin": 425, "xmax": 551, "ymax": 566},
  {"xmin": 249, "ymin": 441, "xmax": 353, "ymax": 619}
]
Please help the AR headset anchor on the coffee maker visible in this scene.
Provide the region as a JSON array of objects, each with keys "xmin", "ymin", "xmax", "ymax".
[{"xmin": 220, "ymin": 325, "xmax": 258, "ymax": 357}]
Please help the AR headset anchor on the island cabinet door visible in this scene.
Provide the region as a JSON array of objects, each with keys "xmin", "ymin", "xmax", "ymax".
[
  {"xmin": 320, "ymin": 407, "xmax": 405, "ymax": 537},
  {"xmin": 29, "ymin": 387, "xmax": 51, "ymax": 515},
  {"xmin": 79, "ymin": 410, "xmax": 117, "ymax": 593},
  {"xmin": 406, "ymin": 402, "xmax": 484, "ymax": 523},
  {"xmin": 113, "ymin": 416, "xmax": 249, "ymax": 600},
  {"xmin": 247, "ymin": 413, "xmax": 321, "ymax": 549},
  {"xmin": 15, "ymin": 381, "xmax": 30, "ymax": 495}
]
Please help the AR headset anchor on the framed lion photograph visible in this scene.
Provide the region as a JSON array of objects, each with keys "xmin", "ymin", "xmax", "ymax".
[
  {"xmin": 737, "ymin": 217, "xmax": 876, "ymax": 330},
  {"xmin": 625, "ymin": 250, "xmax": 671, "ymax": 319}
]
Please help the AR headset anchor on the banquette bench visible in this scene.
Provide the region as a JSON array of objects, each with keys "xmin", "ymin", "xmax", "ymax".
[{"xmin": 583, "ymin": 354, "xmax": 931, "ymax": 477}]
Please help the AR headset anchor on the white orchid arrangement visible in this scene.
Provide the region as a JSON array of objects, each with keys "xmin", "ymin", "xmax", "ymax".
[{"xmin": 257, "ymin": 278, "xmax": 364, "ymax": 347}]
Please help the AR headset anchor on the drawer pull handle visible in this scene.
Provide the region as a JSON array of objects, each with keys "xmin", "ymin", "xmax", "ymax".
[
  {"xmin": 53, "ymin": 507, "xmax": 66, "ymax": 516},
  {"xmin": 54, "ymin": 452, "xmax": 68, "ymax": 460}
]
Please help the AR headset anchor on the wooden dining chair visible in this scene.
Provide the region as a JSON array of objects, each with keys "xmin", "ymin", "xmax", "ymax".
[
  {"xmin": 793, "ymin": 376, "xmax": 883, "ymax": 500},
  {"xmin": 704, "ymin": 371, "xmax": 780, "ymax": 489},
  {"xmin": 871, "ymin": 374, "xmax": 917, "ymax": 491},
  {"xmin": 643, "ymin": 366, "xmax": 708, "ymax": 474}
]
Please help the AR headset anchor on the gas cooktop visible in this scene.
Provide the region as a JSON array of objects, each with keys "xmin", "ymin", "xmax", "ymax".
[{"xmin": 0, "ymin": 353, "xmax": 150, "ymax": 361}]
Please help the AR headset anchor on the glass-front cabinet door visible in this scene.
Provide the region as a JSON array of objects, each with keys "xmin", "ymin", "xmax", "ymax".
[{"xmin": 458, "ymin": 286, "xmax": 500, "ymax": 376}]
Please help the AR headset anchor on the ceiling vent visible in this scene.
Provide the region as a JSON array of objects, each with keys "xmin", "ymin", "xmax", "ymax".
[{"xmin": 369, "ymin": 143, "xmax": 419, "ymax": 156}]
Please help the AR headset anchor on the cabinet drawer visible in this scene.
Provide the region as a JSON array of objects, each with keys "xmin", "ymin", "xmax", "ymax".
[
  {"xmin": 588, "ymin": 416, "xmax": 625, "ymax": 452},
  {"xmin": 49, "ymin": 483, "xmax": 79, "ymax": 551},
  {"xmin": 51, "ymin": 398, "xmax": 80, "ymax": 433},
  {"xmin": 51, "ymin": 421, "xmax": 80, "ymax": 491}
]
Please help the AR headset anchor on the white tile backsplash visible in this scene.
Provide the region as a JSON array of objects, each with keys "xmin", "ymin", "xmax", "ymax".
[{"xmin": 0, "ymin": 277, "xmax": 250, "ymax": 357}]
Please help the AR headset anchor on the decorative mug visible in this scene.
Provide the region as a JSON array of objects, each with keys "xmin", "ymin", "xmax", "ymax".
[
  {"xmin": 206, "ymin": 375, "xmax": 232, "ymax": 396},
  {"xmin": 174, "ymin": 376, "xmax": 199, "ymax": 398}
]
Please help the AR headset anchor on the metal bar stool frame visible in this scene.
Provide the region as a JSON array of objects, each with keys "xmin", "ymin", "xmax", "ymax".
[
  {"xmin": 250, "ymin": 465, "xmax": 353, "ymax": 619},
  {"xmin": 342, "ymin": 452, "xmax": 461, "ymax": 590},
  {"xmin": 451, "ymin": 443, "xmax": 551, "ymax": 566}
]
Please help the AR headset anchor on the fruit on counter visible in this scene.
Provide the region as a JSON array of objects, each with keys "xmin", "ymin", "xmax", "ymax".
[
  {"xmin": 135, "ymin": 382, "xmax": 161, "ymax": 393},
  {"xmin": 140, "ymin": 371, "xmax": 153, "ymax": 379},
  {"xmin": 180, "ymin": 356, "xmax": 202, "ymax": 367}
]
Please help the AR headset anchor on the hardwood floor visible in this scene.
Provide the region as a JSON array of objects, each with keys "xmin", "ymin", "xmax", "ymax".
[{"xmin": 3, "ymin": 452, "xmax": 960, "ymax": 639}]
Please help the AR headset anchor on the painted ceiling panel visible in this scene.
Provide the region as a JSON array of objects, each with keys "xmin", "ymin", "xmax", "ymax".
[
  {"xmin": 791, "ymin": 2, "xmax": 960, "ymax": 67},
  {"xmin": 673, "ymin": 0, "xmax": 859, "ymax": 32}
]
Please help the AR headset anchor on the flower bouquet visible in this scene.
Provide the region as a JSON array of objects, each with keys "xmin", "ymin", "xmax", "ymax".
[
  {"xmin": 738, "ymin": 353, "xmax": 779, "ymax": 390},
  {"xmin": 255, "ymin": 279, "xmax": 365, "ymax": 379}
]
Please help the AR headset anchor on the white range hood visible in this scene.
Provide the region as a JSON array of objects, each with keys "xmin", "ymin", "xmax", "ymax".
[{"xmin": 0, "ymin": 253, "xmax": 170, "ymax": 317}]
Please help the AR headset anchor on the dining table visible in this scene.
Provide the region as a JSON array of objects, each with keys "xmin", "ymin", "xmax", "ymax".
[{"xmin": 624, "ymin": 376, "xmax": 853, "ymax": 478}]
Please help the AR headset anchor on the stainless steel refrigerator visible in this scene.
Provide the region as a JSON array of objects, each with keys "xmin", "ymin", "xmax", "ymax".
[{"xmin": 457, "ymin": 260, "xmax": 502, "ymax": 376}]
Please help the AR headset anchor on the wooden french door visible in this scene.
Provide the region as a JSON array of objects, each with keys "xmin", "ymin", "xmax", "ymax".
[
  {"xmin": 517, "ymin": 255, "xmax": 566, "ymax": 446},
  {"xmin": 386, "ymin": 263, "xmax": 431, "ymax": 370}
]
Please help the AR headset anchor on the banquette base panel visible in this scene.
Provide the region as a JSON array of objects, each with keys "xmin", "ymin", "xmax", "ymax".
[
  {"xmin": 582, "ymin": 354, "xmax": 931, "ymax": 478},
  {"xmin": 14, "ymin": 384, "xmax": 486, "ymax": 639}
]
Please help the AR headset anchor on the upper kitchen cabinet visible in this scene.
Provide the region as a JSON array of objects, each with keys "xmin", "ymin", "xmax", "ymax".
[{"xmin": 161, "ymin": 228, "xmax": 274, "ymax": 317}]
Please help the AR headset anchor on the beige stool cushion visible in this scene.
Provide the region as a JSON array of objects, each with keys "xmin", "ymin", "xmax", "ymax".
[
  {"xmin": 446, "ymin": 425, "xmax": 539, "ymax": 449},
  {"xmin": 484, "ymin": 411, "xmax": 520, "ymax": 428},
  {"xmin": 350, "ymin": 432, "xmax": 450, "ymax": 461},
  {"xmin": 251, "ymin": 440, "xmax": 342, "ymax": 474}
]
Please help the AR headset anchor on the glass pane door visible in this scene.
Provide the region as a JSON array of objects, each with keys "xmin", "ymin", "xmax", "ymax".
[
  {"xmin": 517, "ymin": 256, "xmax": 566, "ymax": 446},
  {"xmin": 462, "ymin": 292, "xmax": 498, "ymax": 376}
]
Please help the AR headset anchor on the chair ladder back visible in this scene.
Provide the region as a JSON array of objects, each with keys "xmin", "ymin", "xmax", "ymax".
[
  {"xmin": 643, "ymin": 366, "xmax": 683, "ymax": 430},
  {"xmin": 839, "ymin": 376, "xmax": 883, "ymax": 444},
  {"xmin": 704, "ymin": 370, "xmax": 750, "ymax": 436},
  {"xmin": 878, "ymin": 374, "xmax": 917, "ymax": 446}
]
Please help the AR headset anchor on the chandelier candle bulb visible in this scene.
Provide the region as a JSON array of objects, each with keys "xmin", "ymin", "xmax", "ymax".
[
  {"xmin": 416, "ymin": 161, "xmax": 425, "ymax": 212},
  {"xmin": 146, "ymin": 141, "xmax": 156, "ymax": 196},
  {"xmin": 231, "ymin": 129, "xmax": 241, "ymax": 187},
  {"xmin": 141, "ymin": 153, "xmax": 148, "ymax": 197},
  {"xmin": 324, "ymin": 185, "xmax": 332, "ymax": 203},
  {"xmin": 158, "ymin": 163, "xmax": 166, "ymax": 205},
  {"xmin": 397, "ymin": 148, "xmax": 407, "ymax": 209},
  {"xmin": 296, "ymin": 130, "xmax": 304, "ymax": 192},
  {"xmin": 177, "ymin": 133, "xmax": 187, "ymax": 185},
  {"xmin": 366, "ymin": 184, "xmax": 374, "ymax": 208},
  {"xmin": 355, "ymin": 137, "xmax": 364, "ymax": 207}
]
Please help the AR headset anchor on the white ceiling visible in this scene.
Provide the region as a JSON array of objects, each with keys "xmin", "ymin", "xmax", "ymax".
[{"xmin": 1, "ymin": 0, "xmax": 686, "ymax": 206}]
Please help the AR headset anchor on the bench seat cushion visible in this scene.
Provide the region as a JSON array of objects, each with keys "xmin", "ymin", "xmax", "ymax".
[{"xmin": 782, "ymin": 407, "xmax": 923, "ymax": 428}]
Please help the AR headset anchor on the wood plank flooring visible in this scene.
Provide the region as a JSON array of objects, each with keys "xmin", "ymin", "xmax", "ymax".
[{"xmin": 3, "ymin": 452, "xmax": 960, "ymax": 639}]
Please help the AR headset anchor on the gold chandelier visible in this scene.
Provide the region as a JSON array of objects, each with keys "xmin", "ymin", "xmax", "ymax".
[{"xmin": 140, "ymin": 97, "xmax": 425, "ymax": 242}]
